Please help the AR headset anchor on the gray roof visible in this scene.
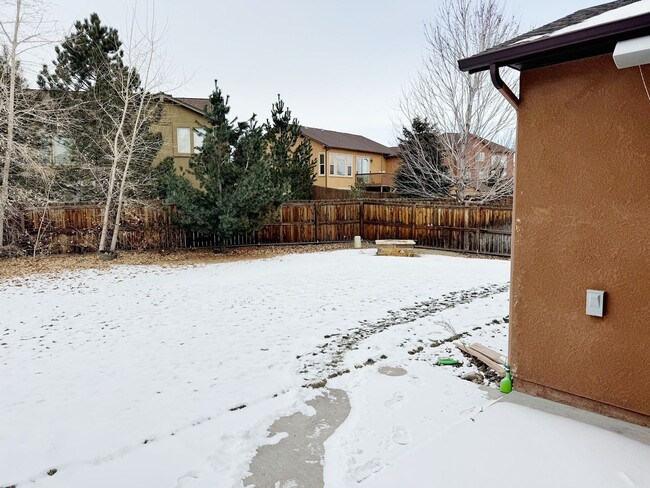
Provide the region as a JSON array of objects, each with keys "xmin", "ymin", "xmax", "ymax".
[
  {"xmin": 489, "ymin": 0, "xmax": 641, "ymax": 52},
  {"xmin": 301, "ymin": 126, "xmax": 392, "ymax": 155}
]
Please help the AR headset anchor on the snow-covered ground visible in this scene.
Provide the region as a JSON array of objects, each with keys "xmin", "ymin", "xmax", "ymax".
[{"xmin": 1, "ymin": 249, "xmax": 649, "ymax": 488}]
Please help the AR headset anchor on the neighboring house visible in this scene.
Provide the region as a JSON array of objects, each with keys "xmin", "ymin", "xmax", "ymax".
[
  {"xmin": 43, "ymin": 93, "xmax": 210, "ymax": 172},
  {"xmin": 441, "ymin": 133, "xmax": 514, "ymax": 181},
  {"xmin": 300, "ymin": 126, "xmax": 396, "ymax": 192},
  {"xmin": 440, "ymin": 133, "xmax": 515, "ymax": 198},
  {"xmin": 153, "ymin": 94, "xmax": 210, "ymax": 175},
  {"xmin": 459, "ymin": 0, "xmax": 650, "ymax": 426},
  {"xmin": 155, "ymin": 102, "xmax": 400, "ymax": 194}
]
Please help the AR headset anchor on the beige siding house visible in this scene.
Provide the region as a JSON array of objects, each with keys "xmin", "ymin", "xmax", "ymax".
[
  {"xmin": 153, "ymin": 95, "xmax": 210, "ymax": 176},
  {"xmin": 300, "ymin": 127, "xmax": 396, "ymax": 192}
]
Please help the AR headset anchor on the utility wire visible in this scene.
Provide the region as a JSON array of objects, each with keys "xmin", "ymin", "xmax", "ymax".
[{"xmin": 640, "ymin": 65, "xmax": 650, "ymax": 102}]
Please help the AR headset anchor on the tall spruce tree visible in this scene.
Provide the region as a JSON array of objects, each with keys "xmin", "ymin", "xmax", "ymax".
[
  {"xmin": 395, "ymin": 117, "xmax": 451, "ymax": 198},
  {"xmin": 159, "ymin": 82, "xmax": 280, "ymax": 250},
  {"xmin": 37, "ymin": 13, "xmax": 161, "ymax": 202},
  {"xmin": 264, "ymin": 95, "xmax": 314, "ymax": 201}
]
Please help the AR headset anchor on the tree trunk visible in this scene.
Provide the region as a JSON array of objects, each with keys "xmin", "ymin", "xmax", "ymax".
[
  {"xmin": 0, "ymin": 0, "xmax": 21, "ymax": 248},
  {"xmin": 98, "ymin": 92, "xmax": 131, "ymax": 254},
  {"xmin": 109, "ymin": 156, "xmax": 131, "ymax": 253}
]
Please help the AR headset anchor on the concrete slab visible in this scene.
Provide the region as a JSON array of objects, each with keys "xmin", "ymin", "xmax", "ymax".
[
  {"xmin": 503, "ymin": 391, "xmax": 650, "ymax": 446},
  {"xmin": 244, "ymin": 389, "xmax": 350, "ymax": 488}
]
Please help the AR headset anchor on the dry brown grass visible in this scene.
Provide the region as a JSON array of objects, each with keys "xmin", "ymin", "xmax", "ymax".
[{"xmin": 0, "ymin": 243, "xmax": 354, "ymax": 281}]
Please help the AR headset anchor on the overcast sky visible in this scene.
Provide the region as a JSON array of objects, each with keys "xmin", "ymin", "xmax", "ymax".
[{"xmin": 21, "ymin": 0, "xmax": 598, "ymax": 145}]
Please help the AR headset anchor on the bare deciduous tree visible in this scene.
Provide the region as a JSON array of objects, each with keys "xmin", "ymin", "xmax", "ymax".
[
  {"xmin": 97, "ymin": 7, "xmax": 167, "ymax": 257},
  {"xmin": 399, "ymin": 0, "xmax": 519, "ymax": 203},
  {"xmin": 0, "ymin": 0, "xmax": 64, "ymax": 250},
  {"xmin": 0, "ymin": 0, "xmax": 30, "ymax": 247}
]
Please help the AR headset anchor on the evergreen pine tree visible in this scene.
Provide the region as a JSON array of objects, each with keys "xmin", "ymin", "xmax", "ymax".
[
  {"xmin": 264, "ymin": 95, "xmax": 314, "ymax": 201},
  {"xmin": 37, "ymin": 13, "xmax": 161, "ymax": 202},
  {"xmin": 395, "ymin": 117, "xmax": 451, "ymax": 198},
  {"xmin": 159, "ymin": 82, "xmax": 280, "ymax": 250}
]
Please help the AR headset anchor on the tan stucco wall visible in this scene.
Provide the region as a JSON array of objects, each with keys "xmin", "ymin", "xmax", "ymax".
[
  {"xmin": 152, "ymin": 102, "xmax": 208, "ymax": 176},
  {"xmin": 306, "ymin": 138, "xmax": 390, "ymax": 189},
  {"xmin": 385, "ymin": 156, "xmax": 401, "ymax": 174},
  {"xmin": 512, "ymin": 54, "xmax": 650, "ymax": 422}
]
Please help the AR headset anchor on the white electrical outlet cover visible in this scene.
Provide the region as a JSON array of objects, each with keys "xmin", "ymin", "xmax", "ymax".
[{"xmin": 586, "ymin": 289, "xmax": 605, "ymax": 317}]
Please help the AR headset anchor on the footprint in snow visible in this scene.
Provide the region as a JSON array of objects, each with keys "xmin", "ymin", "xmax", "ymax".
[
  {"xmin": 176, "ymin": 470, "xmax": 200, "ymax": 486},
  {"xmin": 384, "ymin": 392, "xmax": 405, "ymax": 409},
  {"xmin": 392, "ymin": 425, "xmax": 411, "ymax": 445},
  {"xmin": 354, "ymin": 458, "xmax": 384, "ymax": 482}
]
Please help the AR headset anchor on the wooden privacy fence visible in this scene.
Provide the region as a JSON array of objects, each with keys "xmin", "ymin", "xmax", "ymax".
[
  {"xmin": 311, "ymin": 186, "xmax": 400, "ymax": 200},
  {"xmin": 360, "ymin": 202, "xmax": 511, "ymax": 256},
  {"xmin": 5, "ymin": 200, "xmax": 512, "ymax": 257},
  {"xmin": 5, "ymin": 205, "xmax": 187, "ymax": 253}
]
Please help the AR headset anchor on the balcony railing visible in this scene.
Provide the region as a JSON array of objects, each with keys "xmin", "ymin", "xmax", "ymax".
[{"xmin": 356, "ymin": 172, "xmax": 395, "ymax": 189}]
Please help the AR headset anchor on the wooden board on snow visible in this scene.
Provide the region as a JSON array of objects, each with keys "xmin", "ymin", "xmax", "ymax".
[
  {"xmin": 454, "ymin": 341, "xmax": 506, "ymax": 377},
  {"xmin": 468, "ymin": 343, "xmax": 507, "ymax": 366}
]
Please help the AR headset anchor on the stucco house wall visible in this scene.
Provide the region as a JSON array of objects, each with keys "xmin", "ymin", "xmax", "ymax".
[
  {"xmin": 511, "ymin": 53, "xmax": 650, "ymax": 425},
  {"xmin": 306, "ymin": 138, "xmax": 391, "ymax": 190},
  {"xmin": 152, "ymin": 99, "xmax": 208, "ymax": 177}
]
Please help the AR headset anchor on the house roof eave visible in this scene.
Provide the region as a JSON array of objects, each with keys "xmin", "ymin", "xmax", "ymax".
[
  {"xmin": 160, "ymin": 94, "xmax": 207, "ymax": 116},
  {"xmin": 458, "ymin": 12, "xmax": 650, "ymax": 73}
]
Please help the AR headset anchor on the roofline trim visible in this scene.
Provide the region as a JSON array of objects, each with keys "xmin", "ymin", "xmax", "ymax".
[
  {"xmin": 458, "ymin": 12, "xmax": 650, "ymax": 73},
  {"xmin": 160, "ymin": 94, "xmax": 206, "ymax": 115},
  {"xmin": 308, "ymin": 140, "xmax": 393, "ymax": 157},
  {"xmin": 300, "ymin": 128, "xmax": 392, "ymax": 155}
]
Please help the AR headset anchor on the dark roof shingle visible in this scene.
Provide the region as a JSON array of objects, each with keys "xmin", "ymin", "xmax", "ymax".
[
  {"xmin": 300, "ymin": 126, "xmax": 391, "ymax": 155},
  {"xmin": 175, "ymin": 97, "xmax": 210, "ymax": 113},
  {"xmin": 490, "ymin": 0, "xmax": 642, "ymax": 52},
  {"xmin": 160, "ymin": 94, "xmax": 209, "ymax": 114}
]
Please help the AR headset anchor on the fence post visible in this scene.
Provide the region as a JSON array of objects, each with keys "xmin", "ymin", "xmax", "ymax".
[
  {"xmin": 359, "ymin": 201, "xmax": 364, "ymax": 240},
  {"xmin": 476, "ymin": 206, "xmax": 482, "ymax": 254},
  {"xmin": 411, "ymin": 204, "xmax": 416, "ymax": 241},
  {"xmin": 314, "ymin": 202, "xmax": 319, "ymax": 243},
  {"xmin": 279, "ymin": 205, "xmax": 284, "ymax": 244}
]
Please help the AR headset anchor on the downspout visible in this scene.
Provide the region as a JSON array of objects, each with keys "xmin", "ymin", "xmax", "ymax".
[
  {"xmin": 490, "ymin": 63, "xmax": 518, "ymax": 385},
  {"xmin": 490, "ymin": 64, "xmax": 519, "ymax": 110}
]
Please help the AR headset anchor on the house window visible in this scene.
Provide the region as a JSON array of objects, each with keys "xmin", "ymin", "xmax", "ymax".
[
  {"xmin": 329, "ymin": 153, "xmax": 353, "ymax": 177},
  {"xmin": 177, "ymin": 128, "xmax": 191, "ymax": 154},
  {"xmin": 177, "ymin": 127, "xmax": 206, "ymax": 154},
  {"xmin": 52, "ymin": 136, "xmax": 73, "ymax": 165},
  {"xmin": 491, "ymin": 154, "xmax": 507, "ymax": 167},
  {"xmin": 476, "ymin": 151, "xmax": 485, "ymax": 162},
  {"xmin": 357, "ymin": 156, "xmax": 370, "ymax": 175},
  {"xmin": 319, "ymin": 153, "xmax": 326, "ymax": 176},
  {"xmin": 193, "ymin": 128, "xmax": 206, "ymax": 153}
]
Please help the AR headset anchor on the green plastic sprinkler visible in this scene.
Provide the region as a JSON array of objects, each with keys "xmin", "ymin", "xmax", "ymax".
[{"xmin": 500, "ymin": 365, "xmax": 512, "ymax": 394}]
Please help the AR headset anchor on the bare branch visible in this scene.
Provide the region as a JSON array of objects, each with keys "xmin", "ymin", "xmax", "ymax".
[{"xmin": 398, "ymin": 0, "xmax": 518, "ymax": 203}]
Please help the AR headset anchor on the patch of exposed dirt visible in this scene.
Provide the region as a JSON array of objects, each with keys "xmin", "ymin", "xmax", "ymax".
[
  {"xmin": 300, "ymin": 283, "xmax": 509, "ymax": 384},
  {"xmin": 0, "ymin": 243, "xmax": 353, "ymax": 281}
]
